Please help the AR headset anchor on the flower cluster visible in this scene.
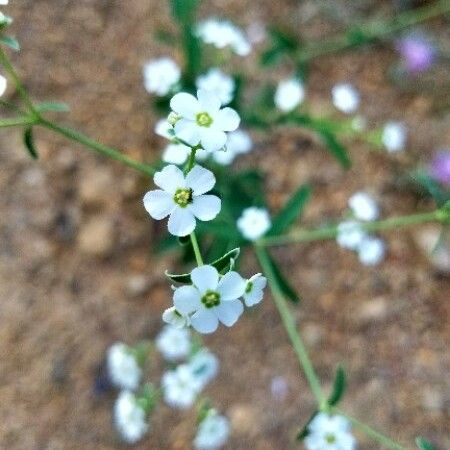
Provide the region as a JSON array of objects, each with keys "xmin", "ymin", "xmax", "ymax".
[
  {"xmin": 165, "ymin": 265, "xmax": 266, "ymax": 334},
  {"xmin": 337, "ymin": 192, "xmax": 386, "ymax": 265}
]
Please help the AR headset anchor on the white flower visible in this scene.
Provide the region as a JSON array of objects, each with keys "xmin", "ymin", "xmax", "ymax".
[
  {"xmin": 194, "ymin": 411, "xmax": 230, "ymax": 450},
  {"xmin": 162, "ymin": 306, "xmax": 191, "ymax": 329},
  {"xmin": 382, "ymin": 121, "xmax": 407, "ymax": 153},
  {"xmin": 0, "ymin": 75, "xmax": 6, "ymax": 97},
  {"xmin": 143, "ymin": 164, "xmax": 221, "ymax": 237},
  {"xmin": 173, "ymin": 265, "xmax": 246, "ymax": 334},
  {"xmin": 274, "ymin": 78, "xmax": 305, "ymax": 112},
  {"xmin": 107, "ymin": 343, "xmax": 142, "ymax": 391},
  {"xmin": 209, "ymin": 130, "xmax": 253, "ymax": 165},
  {"xmin": 196, "ymin": 19, "xmax": 251, "ymax": 56},
  {"xmin": 189, "ymin": 349, "xmax": 219, "ymax": 388},
  {"xmin": 156, "ymin": 325, "xmax": 191, "ymax": 361},
  {"xmin": 0, "ymin": 1, "xmax": 9, "ymax": 5},
  {"xmin": 162, "ymin": 142, "xmax": 191, "ymax": 165},
  {"xmin": 154, "ymin": 119, "xmax": 173, "ymax": 140},
  {"xmin": 358, "ymin": 236, "xmax": 385, "ymax": 266},
  {"xmin": 114, "ymin": 391, "xmax": 149, "ymax": 444},
  {"xmin": 143, "ymin": 57, "xmax": 181, "ymax": 96},
  {"xmin": 336, "ymin": 221, "xmax": 366, "ymax": 250},
  {"xmin": 243, "ymin": 273, "xmax": 267, "ymax": 306},
  {"xmin": 237, "ymin": 207, "xmax": 271, "ymax": 241},
  {"xmin": 162, "ymin": 364, "xmax": 202, "ymax": 409},
  {"xmin": 170, "ymin": 89, "xmax": 240, "ymax": 152},
  {"xmin": 305, "ymin": 413, "xmax": 356, "ymax": 450},
  {"xmin": 196, "ymin": 68, "xmax": 235, "ymax": 105},
  {"xmin": 332, "ymin": 83, "xmax": 360, "ymax": 114},
  {"xmin": 348, "ymin": 192, "xmax": 379, "ymax": 221}
]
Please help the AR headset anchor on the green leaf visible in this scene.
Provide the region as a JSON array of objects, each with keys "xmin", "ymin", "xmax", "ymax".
[
  {"xmin": 267, "ymin": 253, "xmax": 300, "ymax": 303},
  {"xmin": 0, "ymin": 35, "xmax": 20, "ymax": 51},
  {"xmin": 165, "ymin": 248, "xmax": 241, "ymax": 285},
  {"xmin": 268, "ymin": 184, "xmax": 311, "ymax": 236},
  {"xmin": 416, "ymin": 437, "xmax": 437, "ymax": 450},
  {"xmin": 296, "ymin": 411, "xmax": 317, "ymax": 440},
  {"xmin": 23, "ymin": 127, "xmax": 38, "ymax": 159},
  {"xmin": 35, "ymin": 101, "xmax": 70, "ymax": 113},
  {"xmin": 328, "ymin": 365, "xmax": 347, "ymax": 406},
  {"xmin": 319, "ymin": 130, "xmax": 351, "ymax": 169}
]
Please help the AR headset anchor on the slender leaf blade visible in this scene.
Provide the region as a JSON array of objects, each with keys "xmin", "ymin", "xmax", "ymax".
[
  {"xmin": 296, "ymin": 411, "xmax": 317, "ymax": 440},
  {"xmin": 23, "ymin": 127, "xmax": 38, "ymax": 159},
  {"xmin": 328, "ymin": 365, "xmax": 347, "ymax": 406},
  {"xmin": 319, "ymin": 131, "xmax": 351, "ymax": 169},
  {"xmin": 35, "ymin": 101, "xmax": 70, "ymax": 113},
  {"xmin": 268, "ymin": 184, "xmax": 311, "ymax": 236},
  {"xmin": 416, "ymin": 437, "xmax": 437, "ymax": 450},
  {"xmin": 267, "ymin": 254, "xmax": 300, "ymax": 303}
]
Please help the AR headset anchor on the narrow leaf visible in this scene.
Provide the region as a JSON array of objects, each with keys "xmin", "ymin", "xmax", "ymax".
[
  {"xmin": 296, "ymin": 411, "xmax": 317, "ymax": 440},
  {"xmin": 268, "ymin": 184, "xmax": 311, "ymax": 236},
  {"xmin": 328, "ymin": 365, "xmax": 347, "ymax": 406},
  {"xmin": 319, "ymin": 131, "xmax": 351, "ymax": 169},
  {"xmin": 0, "ymin": 35, "xmax": 20, "ymax": 51},
  {"xmin": 23, "ymin": 127, "xmax": 38, "ymax": 159},
  {"xmin": 416, "ymin": 437, "xmax": 437, "ymax": 450},
  {"xmin": 35, "ymin": 101, "xmax": 70, "ymax": 113},
  {"xmin": 267, "ymin": 253, "xmax": 300, "ymax": 303},
  {"xmin": 165, "ymin": 270, "xmax": 191, "ymax": 285}
]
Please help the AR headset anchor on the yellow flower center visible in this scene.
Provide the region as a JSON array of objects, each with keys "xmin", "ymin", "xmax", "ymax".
[
  {"xmin": 173, "ymin": 188, "xmax": 193, "ymax": 207},
  {"xmin": 201, "ymin": 290, "xmax": 221, "ymax": 308},
  {"xmin": 196, "ymin": 112, "xmax": 213, "ymax": 127}
]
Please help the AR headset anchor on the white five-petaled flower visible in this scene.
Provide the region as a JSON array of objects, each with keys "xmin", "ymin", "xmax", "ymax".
[
  {"xmin": 162, "ymin": 306, "xmax": 191, "ymax": 328},
  {"xmin": 196, "ymin": 68, "xmax": 235, "ymax": 105},
  {"xmin": 196, "ymin": 19, "xmax": 251, "ymax": 56},
  {"xmin": 189, "ymin": 349, "xmax": 219, "ymax": 388},
  {"xmin": 357, "ymin": 235, "xmax": 385, "ymax": 266},
  {"xmin": 162, "ymin": 364, "xmax": 202, "ymax": 409},
  {"xmin": 143, "ymin": 57, "xmax": 181, "ymax": 97},
  {"xmin": 194, "ymin": 410, "xmax": 231, "ymax": 450},
  {"xmin": 173, "ymin": 265, "xmax": 246, "ymax": 334},
  {"xmin": 0, "ymin": 75, "xmax": 7, "ymax": 97},
  {"xmin": 156, "ymin": 325, "xmax": 191, "ymax": 362},
  {"xmin": 274, "ymin": 78, "xmax": 305, "ymax": 112},
  {"xmin": 305, "ymin": 413, "xmax": 356, "ymax": 450},
  {"xmin": 107, "ymin": 343, "xmax": 142, "ymax": 391},
  {"xmin": 114, "ymin": 391, "xmax": 149, "ymax": 444},
  {"xmin": 382, "ymin": 121, "xmax": 407, "ymax": 153},
  {"xmin": 336, "ymin": 220, "xmax": 366, "ymax": 251},
  {"xmin": 243, "ymin": 273, "xmax": 267, "ymax": 306},
  {"xmin": 143, "ymin": 164, "xmax": 221, "ymax": 237},
  {"xmin": 348, "ymin": 191, "xmax": 379, "ymax": 222},
  {"xmin": 332, "ymin": 83, "xmax": 360, "ymax": 114},
  {"xmin": 237, "ymin": 207, "xmax": 271, "ymax": 241},
  {"xmin": 170, "ymin": 89, "xmax": 240, "ymax": 152}
]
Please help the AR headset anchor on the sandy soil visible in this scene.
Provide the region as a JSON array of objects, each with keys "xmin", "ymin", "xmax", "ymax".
[{"xmin": 0, "ymin": 1, "xmax": 449, "ymax": 449}]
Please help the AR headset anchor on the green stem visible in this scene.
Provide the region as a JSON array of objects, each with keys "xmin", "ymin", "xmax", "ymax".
[
  {"xmin": 260, "ymin": 210, "xmax": 443, "ymax": 247},
  {"xmin": 254, "ymin": 244, "xmax": 326, "ymax": 407},
  {"xmin": 38, "ymin": 118, "xmax": 155, "ymax": 177},
  {"xmin": 297, "ymin": 0, "xmax": 450, "ymax": 63},
  {"xmin": 0, "ymin": 115, "xmax": 38, "ymax": 128},
  {"xmin": 335, "ymin": 408, "xmax": 410, "ymax": 450},
  {"xmin": 190, "ymin": 232, "xmax": 204, "ymax": 266},
  {"xmin": 0, "ymin": 46, "xmax": 38, "ymax": 115}
]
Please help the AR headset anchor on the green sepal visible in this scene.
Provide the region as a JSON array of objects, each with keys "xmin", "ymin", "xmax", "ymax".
[
  {"xmin": 136, "ymin": 383, "xmax": 158, "ymax": 415},
  {"xmin": 327, "ymin": 364, "xmax": 347, "ymax": 406},
  {"xmin": 268, "ymin": 184, "xmax": 311, "ymax": 236},
  {"xmin": 23, "ymin": 127, "xmax": 38, "ymax": 159},
  {"xmin": 416, "ymin": 437, "xmax": 437, "ymax": 450}
]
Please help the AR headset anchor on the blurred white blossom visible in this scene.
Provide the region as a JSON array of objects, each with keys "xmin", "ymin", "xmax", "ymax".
[
  {"xmin": 162, "ymin": 364, "xmax": 202, "ymax": 409},
  {"xmin": 143, "ymin": 57, "xmax": 180, "ymax": 96},
  {"xmin": 382, "ymin": 121, "xmax": 407, "ymax": 153},
  {"xmin": 336, "ymin": 220, "xmax": 366, "ymax": 251},
  {"xmin": 189, "ymin": 349, "xmax": 219, "ymax": 388},
  {"xmin": 348, "ymin": 192, "xmax": 379, "ymax": 221},
  {"xmin": 358, "ymin": 236, "xmax": 385, "ymax": 266},
  {"xmin": 194, "ymin": 410, "xmax": 230, "ymax": 450},
  {"xmin": 156, "ymin": 325, "xmax": 191, "ymax": 362},
  {"xmin": 114, "ymin": 391, "xmax": 149, "ymax": 444},
  {"xmin": 275, "ymin": 78, "xmax": 304, "ymax": 112},
  {"xmin": 0, "ymin": 75, "xmax": 6, "ymax": 97},
  {"xmin": 196, "ymin": 68, "xmax": 235, "ymax": 105},
  {"xmin": 107, "ymin": 343, "xmax": 142, "ymax": 391},
  {"xmin": 237, "ymin": 207, "xmax": 271, "ymax": 241},
  {"xmin": 332, "ymin": 83, "xmax": 360, "ymax": 114}
]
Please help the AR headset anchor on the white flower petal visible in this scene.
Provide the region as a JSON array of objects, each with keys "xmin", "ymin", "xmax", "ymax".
[
  {"xmin": 173, "ymin": 285, "xmax": 202, "ymax": 314},
  {"xmin": 217, "ymin": 271, "xmax": 246, "ymax": 301},
  {"xmin": 215, "ymin": 299, "xmax": 243, "ymax": 326},
  {"xmin": 162, "ymin": 143, "xmax": 191, "ymax": 165},
  {"xmin": 244, "ymin": 288, "xmax": 263, "ymax": 307},
  {"xmin": 168, "ymin": 207, "xmax": 196, "ymax": 236},
  {"xmin": 191, "ymin": 265, "xmax": 219, "ymax": 293},
  {"xmin": 170, "ymin": 92, "xmax": 201, "ymax": 119},
  {"xmin": 185, "ymin": 165, "xmax": 216, "ymax": 195},
  {"xmin": 191, "ymin": 309, "xmax": 219, "ymax": 334},
  {"xmin": 189, "ymin": 195, "xmax": 221, "ymax": 221},
  {"xmin": 197, "ymin": 89, "xmax": 222, "ymax": 113},
  {"xmin": 215, "ymin": 107, "xmax": 240, "ymax": 131},
  {"xmin": 199, "ymin": 128, "xmax": 227, "ymax": 152},
  {"xmin": 174, "ymin": 119, "xmax": 201, "ymax": 147},
  {"xmin": 0, "ymin": 75, "xmax": 7, "ymax": 97},
  {"xmin": 154, "ymin": 164, "xmax": 186, "ymax": 193},
  {"xmin": 143, "ymin": 189, "xmax": 175, "ymax": 220}
]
